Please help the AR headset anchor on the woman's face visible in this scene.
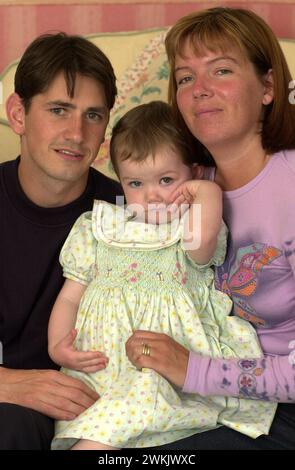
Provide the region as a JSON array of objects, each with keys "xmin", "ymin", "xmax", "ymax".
[{"xmin": 175, "ymin": 38, "xmax": 273, "ymax": 155}]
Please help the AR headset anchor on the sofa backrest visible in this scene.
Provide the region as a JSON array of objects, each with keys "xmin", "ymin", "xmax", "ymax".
[{"xmin": 1, "ymin": 28, "xmax": 295, "ymax": 177}]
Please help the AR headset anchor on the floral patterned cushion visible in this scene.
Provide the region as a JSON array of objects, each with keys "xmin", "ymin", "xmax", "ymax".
[
  {"xmin": 1, "ymin": 30, "xmax": 295, "ymax": 173},
  {"xmin": 92, "ymin": 29, "xmax": 168, "ymax": 178}
]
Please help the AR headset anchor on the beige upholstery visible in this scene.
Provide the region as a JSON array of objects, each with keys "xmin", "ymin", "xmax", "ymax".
[{"xmin": 1, "ymin": 28, "xmax": 295, "ymax": 177}]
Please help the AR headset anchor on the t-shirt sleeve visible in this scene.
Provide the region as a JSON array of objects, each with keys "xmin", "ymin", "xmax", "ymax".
[
  {"xmin": 183, "ymin": 351, "xmax": 295, "ymax": 402},
  {"xmin": 184, "ymin": 219, "xmax": 228, "ymax": 269},
  {"xmin": 60, "ymin": 211, "xmax": 97, "ymax": 285}
]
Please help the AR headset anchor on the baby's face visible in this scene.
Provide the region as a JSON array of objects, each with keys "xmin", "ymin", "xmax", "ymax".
[{"xmin": 118, "ymin": 146, "xmax": 193, "ymax": 223}]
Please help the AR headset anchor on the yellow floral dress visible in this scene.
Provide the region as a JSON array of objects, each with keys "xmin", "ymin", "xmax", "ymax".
[{"xmin": 51, "ymin": 200, "xmax": 276, "ymax": 449}]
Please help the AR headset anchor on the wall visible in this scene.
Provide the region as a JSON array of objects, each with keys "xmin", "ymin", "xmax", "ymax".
[{"xmin": 0, "ymin": 0, "xmax": 295, "ymax": 74}]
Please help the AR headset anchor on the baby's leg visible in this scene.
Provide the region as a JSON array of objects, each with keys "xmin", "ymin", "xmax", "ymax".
[{"xmin": 71, "ymin": 439, "xmax": 120, "ymax": 450}]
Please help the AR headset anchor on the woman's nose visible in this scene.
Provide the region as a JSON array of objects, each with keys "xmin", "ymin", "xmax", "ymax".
[{"xmin": 192, "ymin": 76, "xmax": 213, "ymax": 99}]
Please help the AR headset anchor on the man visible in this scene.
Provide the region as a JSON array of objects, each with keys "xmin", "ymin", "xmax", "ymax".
[{"xmin": 0, "ymin": 33, "xmax": 122, "ymax": 449}]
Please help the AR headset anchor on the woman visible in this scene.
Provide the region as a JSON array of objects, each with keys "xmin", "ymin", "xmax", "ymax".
[{"xmin": 126, "ymin": 7, "xmax": 295, "ymax": 449}]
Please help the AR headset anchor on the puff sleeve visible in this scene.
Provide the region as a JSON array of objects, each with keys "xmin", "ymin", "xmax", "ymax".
[{"xmin": 60, "ymin": 211, "xmax": 97, "ymax": 285}]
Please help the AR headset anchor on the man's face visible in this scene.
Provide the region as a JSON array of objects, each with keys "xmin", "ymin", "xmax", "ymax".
[{"xmin": 18, "ymin": 72, "xmax": 109, "ymax": 192}]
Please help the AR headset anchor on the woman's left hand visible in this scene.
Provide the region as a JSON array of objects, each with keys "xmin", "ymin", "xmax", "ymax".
[{"xmin": 126, "ymin": 330, "xmax": 190, "ymax": 388}]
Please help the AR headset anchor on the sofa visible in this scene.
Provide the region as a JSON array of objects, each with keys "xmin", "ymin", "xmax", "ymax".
[{"xmin": 1, "ymin": 27, "xmax": 295, "ymax": 178}]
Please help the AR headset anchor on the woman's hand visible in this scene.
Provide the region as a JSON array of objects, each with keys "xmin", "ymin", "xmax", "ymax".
[{"xmin": 126, "ymin": 330, "xmax": 190, "ymax": 388}]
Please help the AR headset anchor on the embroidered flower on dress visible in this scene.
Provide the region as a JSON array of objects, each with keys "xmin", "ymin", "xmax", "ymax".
[
  {"xmin": 172, "ymin": 262, "xmax": 187, "ymax": 285},
  {"xmin": 122, "ymin": 263, "xmax": 143, "ymax": 283}
]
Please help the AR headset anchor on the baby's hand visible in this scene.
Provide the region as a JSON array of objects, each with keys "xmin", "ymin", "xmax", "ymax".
[
  {"xmin": 168, "ymin": 180, "xmax": 203, "ymax": 208},
  {"xmin": 51, "ymin": 329, "xmax": 108, "ymax": 372}
]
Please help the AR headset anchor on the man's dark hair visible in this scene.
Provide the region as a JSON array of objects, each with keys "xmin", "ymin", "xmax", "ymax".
[{"xmin": 15, "ymin": 32, "xmax": 117, "ymax": 112}]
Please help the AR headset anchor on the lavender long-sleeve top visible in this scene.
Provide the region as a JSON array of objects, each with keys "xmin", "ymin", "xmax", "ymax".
[{"xmin": 184, "ymin": 150, "xmax": 295, "ymax": 402}]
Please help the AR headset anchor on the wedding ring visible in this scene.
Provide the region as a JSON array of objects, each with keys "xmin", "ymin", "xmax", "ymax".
[{"xmin": 142, "ymin": 343, "xmax": 150, "ymax": 356}]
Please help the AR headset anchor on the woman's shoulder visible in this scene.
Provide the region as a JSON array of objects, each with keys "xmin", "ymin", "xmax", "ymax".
[{"xmin": 275, "ymin": 149, "xmax": 295, "ymax": 175}]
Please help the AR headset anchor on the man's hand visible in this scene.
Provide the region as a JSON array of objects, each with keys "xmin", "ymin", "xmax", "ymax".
[
  {"xmin": 126, "ymin": 330, "xmax": 189, "ymax": 388},
  {"xmin": 49, "ymin": 328, "xmax": 108, "ymax": 372},
  {"xmin": 0, "ymin": 367, "xmax": 100, "ymax": 420}
]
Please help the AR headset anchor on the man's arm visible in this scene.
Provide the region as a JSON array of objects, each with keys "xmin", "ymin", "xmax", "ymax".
[
  {"xmin": 0, "ymin": 279, "xmax": 106, "ymax": 421},
  {"xmin": 0, "ymin": 366, "xmax": 99, "ymax": 420}
]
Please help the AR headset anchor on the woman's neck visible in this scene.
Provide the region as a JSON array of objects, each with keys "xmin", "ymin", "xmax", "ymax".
[{"xmin": 211, "ymin": 143, "xmax": 271, "ymax": 191}]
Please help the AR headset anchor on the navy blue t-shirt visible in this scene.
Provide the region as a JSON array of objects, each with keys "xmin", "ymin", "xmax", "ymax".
[{"xmin": 0, "ymin": 157, "xmax": 123, "ymax": 369}]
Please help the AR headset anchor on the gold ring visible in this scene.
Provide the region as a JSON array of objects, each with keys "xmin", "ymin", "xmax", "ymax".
[{"xmin": 142, "ymin": 343, "xmax": 150, "ymax": 356}]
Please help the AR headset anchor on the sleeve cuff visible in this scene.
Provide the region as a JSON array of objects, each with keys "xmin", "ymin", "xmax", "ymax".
[{"xmin": 182, "ymin": 351, "xmax": 209, "ymax": 394}]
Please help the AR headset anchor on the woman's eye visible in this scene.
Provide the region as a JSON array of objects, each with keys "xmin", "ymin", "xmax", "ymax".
[
  {"xmin": 216, "ymin": 68, "xmax": 232, "ymax": 76},
  {"xmin": 176, "ymin": 76, "xmax": 193, "ymax": 87},
  {"xmin": 160, "ymin": 177, "xmax": 173, "ymax": 185},
  {"xmin": 129, "ymin": 181, "xmax": 142, "ymax": 188}
]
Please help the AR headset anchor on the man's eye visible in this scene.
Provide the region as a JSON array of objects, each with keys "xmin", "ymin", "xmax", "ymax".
[
  {"xmin": 129, "ymin": 181, "xmax": 141, "ymax": 188},
  {"xmin": 87, "ymin": 112, "xmax": 103, "ymax": 121},
  {"xmin": 160, "ymin": 177, "xmax": 173, "ymax": 185},
  {"xmin": 50, "ymin": 108, "xmax": 65, "ymax": 115}
]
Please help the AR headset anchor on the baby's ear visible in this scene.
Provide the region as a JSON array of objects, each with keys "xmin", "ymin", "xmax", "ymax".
[{"xmin": 191, "ymin": 163, "xmax": 205, "ymax": 180}]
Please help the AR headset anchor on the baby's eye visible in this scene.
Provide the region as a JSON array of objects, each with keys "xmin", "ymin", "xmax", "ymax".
[
  {"xmin": 129, "ymin": 181, "xmax": 142, "ymax": 188},
  {"xmin": 160, "ymin": 177, "xmax": 173, "ymax": 185}
]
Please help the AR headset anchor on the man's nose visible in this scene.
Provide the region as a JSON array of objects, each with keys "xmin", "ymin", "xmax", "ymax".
[{"xmin": 63, "ymin": 116, "xmax": 84, "ymax": 143}]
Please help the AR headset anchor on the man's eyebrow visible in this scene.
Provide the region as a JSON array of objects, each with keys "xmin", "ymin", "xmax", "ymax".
[
  {"xmin": 86, "ymin": 106, "xmax": 108, "ymax": 114},
  {"xmin": 45, "ymin": 101, "xmax": 108, "ymax": 113},
  {"xmin": 45, "ymin": 100, "xmax": 76, "ymax": 109},
  {"xmin": 175, "ymin": 56, "xmax": 238, "ymax": 73}
]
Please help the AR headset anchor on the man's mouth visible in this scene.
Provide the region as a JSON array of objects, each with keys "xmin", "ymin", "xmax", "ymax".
[{"xmin": 55, "ymin": 148, "xmax": 84, "ymax": 160}]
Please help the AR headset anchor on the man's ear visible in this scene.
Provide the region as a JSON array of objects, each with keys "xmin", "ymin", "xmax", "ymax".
[
  {"xmin": 262, "ymin": 69, "xmax": 274, "ymax": 106},
  {"xmin": 191, "ymin": 163, "xmax": 205, "ymax": 180},
  {"xmin": 6, "ymin": 93, "xmax": 26, "ymax": 136}
]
